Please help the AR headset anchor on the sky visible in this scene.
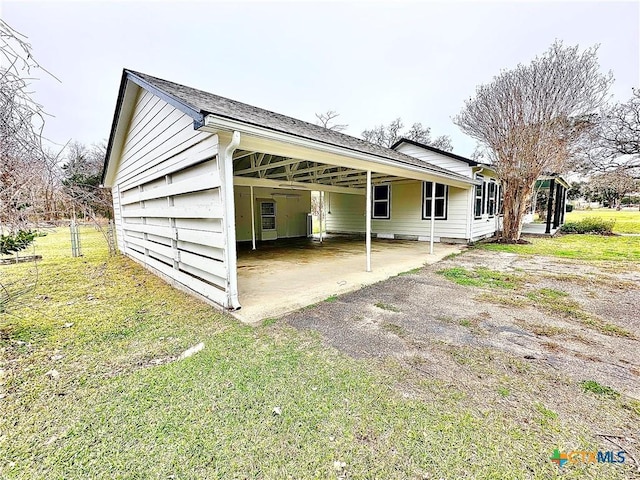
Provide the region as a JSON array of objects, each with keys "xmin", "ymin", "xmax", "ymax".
[{"xmin": 2, "ymin": 0, "xmax": 639, "ymax": 158}]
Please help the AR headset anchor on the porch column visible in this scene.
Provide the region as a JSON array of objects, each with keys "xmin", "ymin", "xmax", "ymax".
[
  {"xmin": 553, "ymin": 183, "xmax": 562, "ymax": 229},
  {"xmin": 250, "ymin": 185, "xmax": 256, "ymax": 250},
  {"xmin": 545, "ymin": 179, "xmax": 556, "ymax": 234},
  {"xmin": 560, "ymin": 187, "xmax": 567, "ymax": 224},
  {"xmin": 429, "ymin": 181, "xmax": 436, "ymax": 254},
  {"xmin": 365, "ymin": 170, "xmax": 372, "ymax": 272}
]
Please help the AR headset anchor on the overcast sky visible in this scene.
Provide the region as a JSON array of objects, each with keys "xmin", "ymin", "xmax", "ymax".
[{"xmin": 3, "ymin": 0, "xmax": 639, "ymax": 157}]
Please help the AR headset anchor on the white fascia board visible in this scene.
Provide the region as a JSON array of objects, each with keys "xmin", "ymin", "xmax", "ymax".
[
  {"xmin": 103, "ymin": 81, "xmax": 140, "ymax": 187},
  {"xmin": 201, "ymin": 115, "xmax": 476, "ymax": 189}
]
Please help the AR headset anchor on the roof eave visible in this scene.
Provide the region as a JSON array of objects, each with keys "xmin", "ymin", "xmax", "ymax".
[
  {"xmin": 391, "ymin": 138, "xmax": 481, "ymax": 167},
  {"xmin": 101, "ymin": 70, "xmax": 207, "ymax": 188},
  {"xmin": 203, "ymin": 114, "xmax": 478, "ymax": 187}
]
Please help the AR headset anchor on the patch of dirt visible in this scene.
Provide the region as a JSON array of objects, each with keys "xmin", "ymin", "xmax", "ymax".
[{"xmin": 283, "ymin": 248, "xmax": 640, "ymax": 446}]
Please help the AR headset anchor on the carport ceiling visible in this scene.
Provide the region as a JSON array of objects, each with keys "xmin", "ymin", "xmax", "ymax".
[{"xmin": 232, "ymin": 149, "xmax": 400, "ymax": 188}]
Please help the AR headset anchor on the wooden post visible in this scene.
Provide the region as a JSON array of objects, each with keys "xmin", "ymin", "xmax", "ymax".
[
  {"xmin": 545, "ymin": 179, "xmax": 556, "ymax": 234},
  {"xmin": 365, "ymin": 170, "xmax": 372, "ymax": 272}
]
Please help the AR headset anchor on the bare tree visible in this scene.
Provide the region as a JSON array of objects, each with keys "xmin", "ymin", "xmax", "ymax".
[
  {"xmin": 315, "ymin": 110, "xmax": 348, "ymax": 132},
  {"xmin": 589, "ymin": 170, "xmax": 638, "ymax": 209},
  {"xmin": 0, "ymin": 20, "xmax": 59, "ymax": 233},
  {"xmin": 454, "ymin": 41, "xmax": 613, "ymax": 242},
  {"xmin": 581, "ymin": 89, "xmax": 640, "ymax": 178},
  {"xmin": 362, "ymin": 118, "xmax": 454, "ymax": 151}
]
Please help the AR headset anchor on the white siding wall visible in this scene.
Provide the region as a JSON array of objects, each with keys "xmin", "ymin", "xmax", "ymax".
[
  {"xmin": 394, "ymin": 144, "xmax": 473, "ymax": 177},
  {"xmin": 471, "ymin": 170, "xmax": 501, "ymax": 241},
  {"xmin": 325, "ymin": 181, "xmax": 470, "ymax": 241},
  {"xmin": 111, "ymin": 89, "xmax": 228, "ymax": 306},
  {"xmin": 234, "ymin": 187, "xmax": 311, "ymax": 242}
]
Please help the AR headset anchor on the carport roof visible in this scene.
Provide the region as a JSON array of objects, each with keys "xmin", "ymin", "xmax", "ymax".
[{"xmin": 106, "ymin": 69, "xmax": 475, "ymax": 186}]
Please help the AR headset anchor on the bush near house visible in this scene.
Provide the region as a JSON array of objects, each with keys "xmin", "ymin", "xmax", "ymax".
[{"xmin": 560, "ymin": 217, "xmax": 615, "ymax": 234}]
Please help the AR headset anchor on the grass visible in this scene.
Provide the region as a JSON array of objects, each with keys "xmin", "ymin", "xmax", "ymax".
[
  {"xmin": 0, "ymin": 228, "xmax": 584, "ymax": 479},
  {"xmin": 580, "ymin": 380, "xmax": 620, "ymax": 398},
  {"xmin": 524, "ymin": 288, "xmax": 633, "ymax": 338},
  {"xmin": 436, "ymin": 266, "xmax": 521, "ymax": 289},
  {"xmin": 374, "ymin": 301, "xmax": 401, "ymax": 313},
  {"xmin": 1, "ymin": 228, "xmax": 637, "ymax": 479},
  {"xmin": 566, "ymin": 208, "xmax": 640, "ymax": 234},
  {"xmin": 480, "ymin": 234, "xmax": 640, "ymax": 262},
  {"xmin": 397, "ymin": 267, "xmax": 422, "ymax": 276},
  {"xmin": 381, "ymin": 322, "xmax": 406, "ymax": 337}
]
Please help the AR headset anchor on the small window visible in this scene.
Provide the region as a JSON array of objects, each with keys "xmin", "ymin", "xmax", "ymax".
[
  {"xmin": 261, "ymin": 201, "xmax": 276, "ymax": 230},
  {"xmin": 422, "ymin": 182, "xmax": 448, "ymax": 220},
  {"xmin": 474, "ymin": 175, "xmax": 483, "ymax": 219},
  {"xmin": 372, "ymin": 184, "xmax": 390, "ymax": 219}
]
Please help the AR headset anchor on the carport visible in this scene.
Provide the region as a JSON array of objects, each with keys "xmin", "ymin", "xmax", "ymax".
[
  {"xmin": 219, "ymin": 143, "xmax": 474, "ymax": 322},
  {"xmin": 103, "ymin": 70, "xmax": 478, "ymax": 316},
  {"xmin": 234, "ymin": 236, "xmax": 462, "ymax": 323}
]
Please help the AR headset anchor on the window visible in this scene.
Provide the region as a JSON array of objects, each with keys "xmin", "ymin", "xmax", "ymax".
[
  {"xmin": 497, "ymin": 184, "xmax": 504, "ymax": 215},
  {"xmin": 474, "ymin": 175, "xmax": 483, "ymax": 219},
  {"xmin": 372, "ymin": 184, "xmax": 390, "ymax": 219},
  {"xmin": 487, "ymin": 181, "xmax": 497, "ymax": 217},
  {"xmin": 260, "ymin": 201, "xmax": 276, "ymax": 230},
  {"xmin": 422, "ymin": 182, "xmax": 448, "ymax": 220}
]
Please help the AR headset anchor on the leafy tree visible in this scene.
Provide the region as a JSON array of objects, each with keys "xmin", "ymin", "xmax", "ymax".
[
  {"xmin": 362, "ymin": 118, "xmax": 453, "ymax": 151},
  {"xmin": 454, "ymin": 41, "xmax": 612, "ymax": 241}
]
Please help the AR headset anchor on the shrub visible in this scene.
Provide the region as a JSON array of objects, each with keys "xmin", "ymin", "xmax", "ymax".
[
  {"xmin": 565, "ymin": 204, "xmax": 574, "ymax": 212},
  {"xmin": 0, "ymin": 230, "xmax": 44, "ymax": 256},
  {"xmin": 560, "ymin": 217, "xmax": 615, "ymax": 234}
]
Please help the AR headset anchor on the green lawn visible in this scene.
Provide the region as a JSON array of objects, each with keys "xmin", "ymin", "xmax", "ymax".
[
  {"xmin": 0, "ymin": 228, "xmax": 634, "ymax": 478},
  {"xmin": 481, "ymin": 234, "xmax": 640, "ymax": 262},
  {"xmin": 565, "ymin": 208, "xmax": 640, "ymax": 234}
]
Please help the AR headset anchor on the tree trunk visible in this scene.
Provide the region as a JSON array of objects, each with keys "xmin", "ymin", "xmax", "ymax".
[{"xmin": 501, "ymin": 178, "xmax": 534, "ymax": 242}]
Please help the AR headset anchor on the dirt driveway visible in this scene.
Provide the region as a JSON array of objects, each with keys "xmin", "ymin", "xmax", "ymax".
[{"xmin": 284, "ymin": 247, "xmax": 640, "ymax": 447}]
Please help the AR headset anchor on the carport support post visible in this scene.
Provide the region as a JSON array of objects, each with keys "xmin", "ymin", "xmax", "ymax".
[
  {"xmin": 319, "ymin": 190, "xmax": 324, "ymax": 243},
  {"xmin": 366, "ymin": 170, "xmax": 372, "ymax": 272},
  {"xmin": 250, "ymin": 185, "xmax": 256, "ymax": 250},
  {"xmin": 429, "ymin": 182, "xmax": 436, "ymax": 254}
]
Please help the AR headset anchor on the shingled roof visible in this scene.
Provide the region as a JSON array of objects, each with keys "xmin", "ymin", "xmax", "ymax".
[{"xmin": 111, "ymin": 70, "xmax": 474, "ymax": 184}]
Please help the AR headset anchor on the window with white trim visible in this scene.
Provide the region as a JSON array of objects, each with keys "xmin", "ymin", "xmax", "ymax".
[
  {"xmin": 422, "ymin": 182, "xmax": 448, "ymax": 220},
  {"xmin": 372, "ymin": 184, "xmax": 390, "ymax": 219},
  {"xmin": 474, "ymin": 175, "xmax": 483, "ymax": 219}
]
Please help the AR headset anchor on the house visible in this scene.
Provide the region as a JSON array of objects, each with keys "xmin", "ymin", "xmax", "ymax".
[
  {"xmin": 101, "ymin": 69, "xmax": 559, "ymax": 314},
  {"xmin": 324, "ymin": 138, "xmax": 503, "ymax": 243}
]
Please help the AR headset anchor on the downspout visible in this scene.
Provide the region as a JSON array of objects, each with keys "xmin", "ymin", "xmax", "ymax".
[{"xmin": 222, "ymin": 131, "xmax": 241, "ymax": 310}]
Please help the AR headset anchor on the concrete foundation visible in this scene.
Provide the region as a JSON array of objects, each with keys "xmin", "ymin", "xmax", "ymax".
[{"xmin": 233, "ymin": 236, "xmax": 462, "ymax": 323}]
